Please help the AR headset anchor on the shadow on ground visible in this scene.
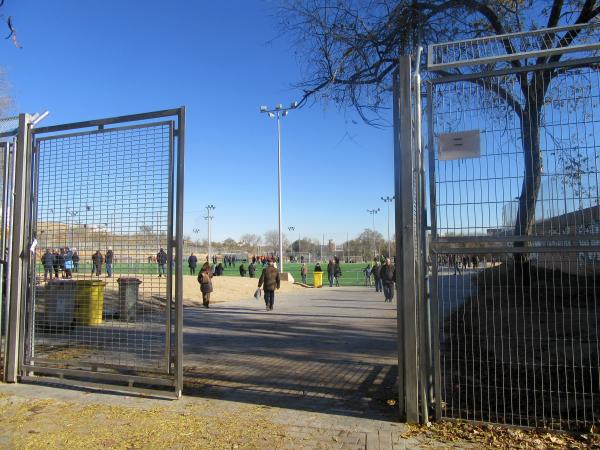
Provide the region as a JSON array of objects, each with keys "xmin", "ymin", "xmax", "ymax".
[{"xmin": 182, "ymin": 288, "xmax": 399, "ymax": 421}]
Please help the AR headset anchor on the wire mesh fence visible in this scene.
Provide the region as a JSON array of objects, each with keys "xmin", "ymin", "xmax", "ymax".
[
  {"xmin": 428, "ymin": 56, "xmax": 600, "ymax": 429},
  {"xmin": 0, "ymin": 140, "xmax": 12, "ymax": 380},
  {"xmin": 26, "ymin": 120, "xmax": 175, "ymax": 378}
]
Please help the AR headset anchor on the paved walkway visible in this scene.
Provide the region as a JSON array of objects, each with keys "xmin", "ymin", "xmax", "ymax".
[
  {"xmin": 0, "ymin": 286, "xmax": 478, "ymax": 448},
  {"xmin": 183, "ymin": 286, "xmax": 398, "ymax": 421}
]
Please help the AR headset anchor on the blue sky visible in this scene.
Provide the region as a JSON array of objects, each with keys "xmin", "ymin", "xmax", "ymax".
[{"xmin": 2, "ymin": 0, "xmax": 395, "ymax": 243}]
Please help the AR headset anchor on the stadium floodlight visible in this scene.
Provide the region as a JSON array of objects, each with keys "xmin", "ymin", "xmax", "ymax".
[
  {"xmin": 259, "ymin": 101, "xmax": 299, "ymax": 273},
  {"xmin": 205, "ymin": 205, "xmax": 216, "ymax": 263},
  {"xmin": 367, "ymin": 208, "xmax": 381, "ymax": 257},
  {"xmin": 381, "ymin": 196, "xmax": 395, "ymax": 257}
]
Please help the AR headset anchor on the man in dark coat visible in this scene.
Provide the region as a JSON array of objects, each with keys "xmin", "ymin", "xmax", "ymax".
[
  {"xmin": 372, "ymin": 261, "xmax": 383, "ymax": 293},
  {"xmin": 72, "ymin": 250, "xmax": 80, "ymax": 273},
  {"xmin": 92, "ymin": 250, "xmax": 103, "ymax": 276},
  {"xmin": 380, "ymin": 258, "xmax": 396, "ymax": 302},
  {"xmin": 188, "ymin": 253, "xmax": 198, "ymax": 275},
  {"xmin": 327, "ymin": 259, "xmax": 335, "ymax": 287},
  {"xmin": 41, "ymin": 248, "xmax": 55, "ymax": 281},
  {"xmin": 258, "ymin": 261, "xmax": 280, "ymax": 311},
  {"xmin": 157, "ymin": 248, "xmax": 167, "ymax": 277},
  {"xmin": 248, "ymin": 262, "xmax": 256, "ymax": 278},
  {"xmin": 105, "ymin": 247, "xmax": 114, "ymax": 278},
  {"xmin": 239, "ymin": 263, "xmax": 246, "ymax": 277}
]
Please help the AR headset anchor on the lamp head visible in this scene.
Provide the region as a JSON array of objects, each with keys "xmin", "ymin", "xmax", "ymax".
[{"xmin": 260, "ymin": 105, "xmax": 268, "ymax": 112}]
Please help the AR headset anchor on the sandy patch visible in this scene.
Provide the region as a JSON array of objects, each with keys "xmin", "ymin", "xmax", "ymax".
[{"xmin": 182, "ymin": 275, "xmax": 303, "ymax": 306}]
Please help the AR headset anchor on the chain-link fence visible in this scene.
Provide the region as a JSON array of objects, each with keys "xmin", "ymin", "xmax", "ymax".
[
  {"xmin": 17, "ymin": 109, "xmax": 185, "ymax": 395},
  {"xmin": 427, "ymin": 24, "xmax": 600, "ymax": 429}
]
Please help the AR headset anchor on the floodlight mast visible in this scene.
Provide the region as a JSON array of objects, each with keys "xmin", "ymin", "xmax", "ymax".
[
  {"xmin": 381, "ymin": 196, "xmax": 395, "ymax": 257},
  {"xmin": 205, "ymin": 205, "xmax": 215, "ymax": 263},
  {"xmin": 259, "ymin": 101, "xmax": 298, "ymax": 273},
  {"xmin": 367, "ymin": 208, "xmax": 381, "ymax": 258}
]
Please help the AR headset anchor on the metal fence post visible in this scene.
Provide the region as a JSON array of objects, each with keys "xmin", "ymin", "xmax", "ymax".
[
  {"xmin": 175, "ymin": 106, "xmax": 185, "ymax": 397},
  {"xmin": 394, "ymin": 56, "xmax": 419, "ymax": 423},
  {"xmin": 4, "ymin": 114, "xmax": 31, "ymax": 382}
]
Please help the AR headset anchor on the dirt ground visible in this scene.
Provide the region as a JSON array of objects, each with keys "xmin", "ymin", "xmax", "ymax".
[
  {"xmin": 180, "ymin": 275, "xmax": 304, "ymax": 306},
  {"xmin": 43, "ymin": 273, "xmax": 304, "ymax": 309}
]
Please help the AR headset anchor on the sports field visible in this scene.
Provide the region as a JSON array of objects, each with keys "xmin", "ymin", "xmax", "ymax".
[
  {"xmin": 37, "ymin": 262, "xmax": 375, "ymax": 286},
  {"xmin": 201, "ymin": 262, "xmax": 372, "ymax": 287}
]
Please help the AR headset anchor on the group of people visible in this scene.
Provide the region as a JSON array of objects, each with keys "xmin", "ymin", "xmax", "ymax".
[
  {"xmin": 446, "ymin": 254, "xmax": 479, "ymax": 275},
  {"xmin": 90, "ymin": 248, "xmax": 115, "ymax": 277},
  {"xmin": 362, "ymin": 258, "xmax": 397, "ymax": 302},
  {"xmin": 40, "ymin": 246, "xmax": 118, "ymax": 280},
  {"xmin": 41, "ymin": 247, "xmax": 79, "ymax": 280}
]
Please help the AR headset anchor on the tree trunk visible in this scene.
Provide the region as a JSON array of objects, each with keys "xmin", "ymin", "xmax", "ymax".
[{"xmin": 513, "ymin": 106, "xmax": 543, "ymax": 265}]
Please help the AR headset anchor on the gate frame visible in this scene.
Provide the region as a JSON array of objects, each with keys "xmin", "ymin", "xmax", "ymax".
[
  {"xmin": 7, "ymin": 108, "xmax": 185, "ymax": 397},
  {"xmin": 424, "ymin": 23, "xmax": 600, "ymax": 427}
]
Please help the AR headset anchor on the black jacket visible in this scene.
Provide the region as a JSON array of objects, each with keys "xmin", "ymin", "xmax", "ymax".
[
  {"xmin": 188, "ymin": 255, "xmax": 198, "ymax": 268},
  {"xmin": 372, "ymin": 264, "xmax": 382, "ymax": 280},
  {"xmin": 157, "ymin": 250, "xmax": 167, "ymax": 264},
  {"xmin": 41, "ymin": 251, "xmax": 55, "ymax": 268},
  {"xmin": 105, "ymin": 250, "xmax": 114, "ymax": 264},
  {"xmin": 380, "ymin": 264, "xmax": 396, "ymax": 285},
  {"xmin": 327, "ymin": 262, "xmax": 334, "ymax": 275}
]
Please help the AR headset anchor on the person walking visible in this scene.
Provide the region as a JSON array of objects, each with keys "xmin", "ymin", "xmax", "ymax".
[
  {"xmin": 333, "ymin": 259, "xmax": 342, "ymax": 287},
  {"xmin": 92, "ymin": 250, "xmax": 103, "ymax": 277},
  {"xmin": 258, "ymin": 260, "xmax": 280, "ymax": 311},
  {"xmin": 327, "ymin": 259, "xmax": 335, "ymax": 287},
  {"xmin": 72, "ymin": 250, "xmax": 80, "ymax": 273},
  {"xmin": 372, "ymin": 261, "xmax": 383, "ymax": 293},
  {"xmin": 105, "ymin": 247, "xmax": 114, "ymax": 278},
  {"xmin": 248, "ymin": 261, "xmax": 256, "ymax": 278},
  {"xmin": 157, "ymin": 248, "xmax": 167, "ymax": 277},
  {"xmin": 363, "ymin": 264, "xmax": 372, "ymax": 286},
  {"xmin": 380, "ymin": 258, "xmax": 396, "ymax": 302},
  {"xmin": 239, "ymin": 263, "xmax": 247, "ymax": 277},
  {"xmin": 41, "ymin": 248, "xmax": 55, "ymax": 281},
  {"xmin": 197, "ymin": 262, "xmax": 213, "ymax": 308},
  {"xmin": 300, "ymin": 263, "xmax": 308, "ymax": 284},
  {"xmin": 188, "ymin": 252, "xmax": 198, "ymax": 275}
]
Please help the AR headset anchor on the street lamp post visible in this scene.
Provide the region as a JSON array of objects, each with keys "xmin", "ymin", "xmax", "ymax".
[
  {"xmin": 381, "ymin": 196, "xmax": 395, "ymax": 257},
  {"xmin": 205, "ymin": 205, "xmax": 215, "ymax": 263},
  {"xmin": 367, "ymin": 208, "xmax": 380, "ymax": 258},
  {"xmin": 260, "ymin": 101, "xmax": 298, "ymax": 273},
  {"xmin": 66, "ymin": 208, "xmax": 78, "ymax": 248},
  {"xmin": 193, "ymin": 228, "xmax": 201, "ymax": 253}
]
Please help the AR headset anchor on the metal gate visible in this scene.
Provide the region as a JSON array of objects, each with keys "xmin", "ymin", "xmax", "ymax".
[
  {"xmin": 0, "ymin": 125, "xmax": 17, "ymax": 380},
  {"xmin": 13, "ymin": 109, "xmax": 185, "ymax": 397},
  {"xmin": 425, "ymin": 24, "xmax": 600, "ymax": 429}
]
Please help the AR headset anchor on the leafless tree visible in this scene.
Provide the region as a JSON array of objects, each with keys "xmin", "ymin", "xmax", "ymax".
[{"xmin": 280, "ymin": 0, "xmax": 600, "ymax": 255}]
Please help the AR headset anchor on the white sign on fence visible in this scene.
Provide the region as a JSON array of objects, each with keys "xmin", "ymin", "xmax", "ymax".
[{"xmin": 438, "ymin": 130, "xmax": 481, "ymax": 160}]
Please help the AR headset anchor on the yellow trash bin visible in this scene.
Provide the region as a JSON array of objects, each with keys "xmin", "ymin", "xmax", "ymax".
[
  {"xmin": 75, "ymin": 280, "xmax": 106, "ymax": 325},
  {"xmin": 313, "ymin": 271, "xmax": 323, "ymax": 288}
]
